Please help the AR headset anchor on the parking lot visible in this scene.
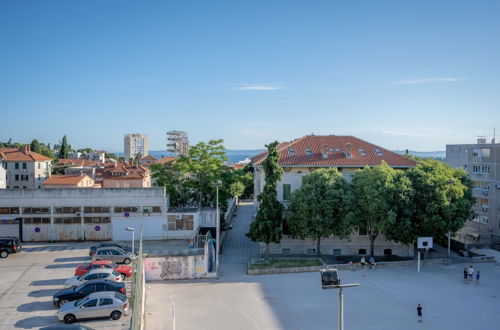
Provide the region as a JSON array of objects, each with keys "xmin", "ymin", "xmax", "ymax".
[{"xmin": 0, "ymin": 242, "xmax": 131, "ymax": 329}]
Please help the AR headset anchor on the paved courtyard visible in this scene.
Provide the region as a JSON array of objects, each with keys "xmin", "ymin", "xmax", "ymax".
[
  {"xmin": 145, "ymin": 202, "xmax": 500, "ymax": 330},
  {"xmin": 0, "ymin": 242, "xmax": 131, "ymax": 329}
]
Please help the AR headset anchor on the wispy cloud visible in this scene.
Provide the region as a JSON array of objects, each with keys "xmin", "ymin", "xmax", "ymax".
[
  {"xmin": 391, "ymin": 77, "xmax": 463, "ymax": 85},
  {"xmin": 233, "ymin": 83, "xmax": 285, "ymax": 91}
]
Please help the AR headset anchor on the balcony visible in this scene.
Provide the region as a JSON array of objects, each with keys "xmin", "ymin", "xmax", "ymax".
[{"xmin": 473, "ymin": 188, "xmax": 489, "ymax": 196}]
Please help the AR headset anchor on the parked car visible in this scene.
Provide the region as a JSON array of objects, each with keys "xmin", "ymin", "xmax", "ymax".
[
  {"xmin": 64, "ymin": 269, "xmax": 123, "ymax": 288},
  {"xmin": 53, "ymin": 279, "xmax": 126, "ymax": 308},
  {"xmin": 58, "ymin": 291, "xmax": 129, "ymax": 324},
  {"xmin": 92, "ymin": 247, "xmax": 134, "ymax": 264},
  {"xmin": 89, "ymin": 242, "xmax": 133, "ymax": 257},
  {"xmin": 40, "ymin": 325, "xmax": 95, "ymax": 330},
  {"xmin": 74, "ymin": 260, "xmax": 133, "ymax": 279},
  {"xmin": 0, "ymin": 236, "xmax": 21, "ymax": 258}
]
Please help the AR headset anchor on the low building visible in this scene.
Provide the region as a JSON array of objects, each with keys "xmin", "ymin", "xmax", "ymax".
[
  {"xmin": 0, "ymin": 165, "xmax": 6, "ymax": 189},
  {"xmin": 0, "ymin": 145, "xmax": 53, "ymax": 189},
  {"xmin": 42, "ymin": 174, "xmax": 95, "ymax": 189},
  {"xmin": 251, "ymin": 134, "xmax": 417, "ymax": 257},
  {"xmin": 139, "ymin": 155, "xmax": 158, "ymax": 166},
  {"xmin": 101, "ymin": 163, "xmax": 151, "ymax": 188},
  {"xmin": 446, "ymin": 137, "xmax": 500, "ymax": 249},
  {"xmin": 69, "ymin": 151, "xmax": 106, "ymax": 163}
]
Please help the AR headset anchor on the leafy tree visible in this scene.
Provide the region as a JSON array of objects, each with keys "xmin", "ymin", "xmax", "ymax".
[
  {"xmin": 405, "ymin": 159, "xmax": 474, "ymax": 241},
  {"xmin": 30, "ymin": 139, "xmax": 42, "ymax": 153},
  {"xmin": 78, "ymin": 148, "xmax": 93, "ymax": 153},
  {"xmin": 286, "ymin": 168, "xmax": 352, "ymax": 255},
  {"xmin": 105, "ymin": 153, "xmax": 117, "ymax": 160},
  {"xmin": 118, "ymin": 156, "xmax": 126, "ymax": 162},
  {"xmin": 246, "ymin": 141, "xmax": 284, "ymax": 256},
  {"xmin": 350, "ymin": 162, "xmax": 400, "ymax": 257},
  {"xmin": 150, "ymin": 162, "xmax": 195, "ymax": 208},
  {"xmin": 58, "ymin": 135, "xmax": 69, "ymax": 159},
  {"xmin": 229, "ymin": 181, "xmax": 245, "ymax": 197}
]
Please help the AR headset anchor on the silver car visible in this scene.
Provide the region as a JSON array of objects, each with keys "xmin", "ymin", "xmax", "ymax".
[
  {"xmin": 57, "ymin": 291, "xmax": 129, "ymax": 324},
  {"xmin": 64, "ymin": 269, "xmax": 123, "ymax": 288},
  {"xmin": 92, "ymin": 247, "xmax": 134, "ymax": 264}
]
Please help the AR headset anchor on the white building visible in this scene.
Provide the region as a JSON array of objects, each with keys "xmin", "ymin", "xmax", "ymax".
[
  {"xmin": 0, "ymin": 188, "xmax": 212, "ymax": 243},
  {"xmin": 0, "ymin": 145, "xmax": 52, "ymax": 189},
  {"xmin": 0, "ymin": 165, "xmax": 6, "ymax": 189},
  {"xmin": 124, "ymin": 134, "xmax": 148, "ymax": 161}
]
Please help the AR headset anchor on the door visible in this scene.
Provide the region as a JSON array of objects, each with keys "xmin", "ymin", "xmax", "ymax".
[
  {"xmin": 109, "ymin": 249, "xmax": 123, "ymax": 262},
  {"xmin": 78, "ymin": 284, "xmax": 95, "ymax": 300},
  {"xmin": 97, "ymin": 298, "xmax": 115, "ymax": 318},
  {"xmin": 78, "ymin": 299, "xmax": 99, "ymax": 319},
  {"xmin": 0, "ymin": 219, "xmax": 20, "ymax": 237}
]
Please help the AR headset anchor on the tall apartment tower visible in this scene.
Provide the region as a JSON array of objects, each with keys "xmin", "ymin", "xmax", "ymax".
[
  {"xmin": 167, "ymin": 130, "xmax": 189, "ymax": 156},
  {"xmin": 446, "ymin": 137, "xmax": 500, "ymax": 249},
  {"xmin": 124, "ymin": 134, "xmax": 149, "ymax": 160}
]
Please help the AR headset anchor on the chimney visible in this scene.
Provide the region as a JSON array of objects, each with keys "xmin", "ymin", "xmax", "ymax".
[{"xmin": 22, "ymin": 145, "xmax": 30, "ymax": 153}]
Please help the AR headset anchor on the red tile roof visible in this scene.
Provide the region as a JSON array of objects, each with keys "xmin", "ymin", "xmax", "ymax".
[
  {"xmin": 251, "ymin": 135, "xmax": 416, "ymax": 168},
  {"xmin": 0, "ymin": 146, "xmax": 53, "ymax": 162},
  {"xmin": 42, "ymin": 174, "xmax": 92, "ymax": 186},
  {"xmin": 58, "ymin": 159, "xmax": 103, "ymax": 167},
  {"xmin": 102, "ymin": 163, "xmax": 150, "ymax": 180},
  {"xmin": 155, "ymin": 156, "xmax": 177, "ymax": 164},
  {"xmin": 140, "ymin": 155, "xmax": 157, "ymax": 161}
]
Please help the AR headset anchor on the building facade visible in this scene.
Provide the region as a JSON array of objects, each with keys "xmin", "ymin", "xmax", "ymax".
[
  {"xmin": 0, "ymin": 146, "xmax": 52, "ymax": 189},
  {"xmin": 42, "ymin": 174, "xmax": 95, "ymax": 189},
  {"xmin": 446, "ymin": 138, "xmax": 500, "ymax": 248},
  {"xmin": 101, "ymin": 163, "xmax": 151, "ymax": 188},
  {"xmin": 124, "ymin": 133, "xmax": 149, "ymax": 160},
  {"xmin": 0, "ymin": 165, "xmax": 6, "ymax": 188},
  {"xmin": 251, "ymin": 134, "xmax": 417, "ymax": 257}
]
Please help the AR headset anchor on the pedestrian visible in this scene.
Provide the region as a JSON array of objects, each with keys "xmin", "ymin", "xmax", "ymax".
[
  {"xmin": 360, "ymin": 256, "xmax": 366, "ymax": 270},
  {"xmin": 468, "ymin": 265, "xmax": 474, "ymax": 283},
  {"xmin": 463, "ymin": 268, "xmax": 468, "ymax": 284},
  {"xmin": 475, "ymin": 271, "xmax": 480, "ymax": 285},
  {"xmin": 348, "ymin": 260, "xmax": 354, "ymax": 271},
  {"xmin": 369, "ymin": 256, "xmax": 376, "ymax": 270},
  {"xmin": 416, "ymin": 304, "xmax": 423, "ymax": 323}
]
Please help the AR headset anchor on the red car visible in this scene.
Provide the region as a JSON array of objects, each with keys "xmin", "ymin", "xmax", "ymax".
[{"xmin": 74, "ymin": 260, "xmax": 133, "ymax": 279}]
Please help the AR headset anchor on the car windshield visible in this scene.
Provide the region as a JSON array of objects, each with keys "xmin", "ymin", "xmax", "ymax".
[
  {"xmin": 115, "ymin": 292, "xmax": 127, "ymax": 302},
  {"xmin": 74, "ymin": 297, "xmax": 88, "ymax": 307},
  {"xmin": 74, "ymin": 283, "xmax": 86, "ymax": 291}
]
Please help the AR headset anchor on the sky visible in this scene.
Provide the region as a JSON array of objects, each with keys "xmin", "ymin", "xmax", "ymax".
[{"xmin": 1, "ymin": 0, "xmax": 499, "ymax": 152}]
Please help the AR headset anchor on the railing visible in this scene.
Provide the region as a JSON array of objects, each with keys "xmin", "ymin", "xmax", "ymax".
[{"xmin": 130, "ymin": 226, "xmax": 144, "ymax": 330}]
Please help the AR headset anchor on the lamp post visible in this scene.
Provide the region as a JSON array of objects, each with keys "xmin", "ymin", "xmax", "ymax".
[
  {"xmin": 125, "ymin": 227, "xmax": 135, "ymax": 255},
  {"xmin": 214, "ymin": 180, "xmax": 222, "ymax": 277}
]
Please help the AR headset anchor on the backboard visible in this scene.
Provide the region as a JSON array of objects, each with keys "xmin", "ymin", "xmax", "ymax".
[{"xmin": 417, "ymin": 237, "xmax": 433, "ymax": 249}]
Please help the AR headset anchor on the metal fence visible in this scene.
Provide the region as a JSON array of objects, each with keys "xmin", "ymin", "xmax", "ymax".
[{"xmin": 130, "ymin": 226, "xmax": 144, "ymax": 330}]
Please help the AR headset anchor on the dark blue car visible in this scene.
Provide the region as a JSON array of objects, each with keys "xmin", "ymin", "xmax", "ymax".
[{"xmin": 53, "ymin": 280, "xmax": 125, "ymax": 308}]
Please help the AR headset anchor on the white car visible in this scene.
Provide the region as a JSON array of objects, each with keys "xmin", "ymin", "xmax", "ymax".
[{"xmin": 63, "ymin": 268, "xmax": 123, "ymax": 288}]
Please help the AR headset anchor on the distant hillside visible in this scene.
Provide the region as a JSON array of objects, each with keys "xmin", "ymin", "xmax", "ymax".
[{"xmin": 392, "ymin": 150, "xmax": 446, "ymax": 160}]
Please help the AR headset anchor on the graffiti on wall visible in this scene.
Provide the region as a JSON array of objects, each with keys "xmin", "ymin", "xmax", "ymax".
[{"xmin": 160, "ymin": 260, "xmax": 183, "ymax": 278}]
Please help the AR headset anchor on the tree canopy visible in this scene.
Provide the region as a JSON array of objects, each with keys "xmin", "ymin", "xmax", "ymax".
[{"xmin": 58, "ymin": 135, "xmax": 70, "ymax": 159}]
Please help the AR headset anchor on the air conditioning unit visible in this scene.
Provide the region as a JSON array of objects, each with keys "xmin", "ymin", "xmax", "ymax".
[
  {"xmin": 75, "ymin": 212, "xmax": 81, "ymax": 216},
  {"xmin": 481, "ymin": 206, "xmax": 489, "ymax": 212},
  {"xmin": 482, "ymin": 190, "xmax": 489, "ymax": 195},
  {"xmin": 175, "ymin": 214, "xmax": 182, "ymax": 220}
]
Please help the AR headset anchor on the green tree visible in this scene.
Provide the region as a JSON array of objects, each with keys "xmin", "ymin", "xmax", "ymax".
[
  {"xmin": 150, "ymin": 162, "xmax": 195, "ymax": 208},
  {"xmin": 105, "ymin": 153, "xmax": 117, "ymax": 160},
  {"xmin": 229, "ymin": 181, "xmax": 245, "ymax": 197},
  {"xmin": 30, "ymin": 139, "xmax": 42, "ymax": 153},
  {"xmin": 118, "ymin": 156, "xmax": 126, "ymax": 162},
  {"xmin": 77, "ymin": 148, "xmax": 93, "ymax": 153},
  {"xmin": 58, "ymin": 135, "xmax": 69, "ymax": 159},
  {"xmin": 350, "ymin": 162, "xmax": 400, "ymax": 257},
  {"xmin": 405, "ymin": 159, "xmax": 474, "ymax": 241},
  {"xmin": 286, "ymin": 168, "xmax": 352, "ymax": 255},
  {"xmin": 246, "ymin": 141, "xmax": 284, "ymax": 256}
]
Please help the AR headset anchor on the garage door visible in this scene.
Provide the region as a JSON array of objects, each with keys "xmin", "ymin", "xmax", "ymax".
[{"xmin": 0, "ymin": 219, "xmax": 21, "ymax": 237}]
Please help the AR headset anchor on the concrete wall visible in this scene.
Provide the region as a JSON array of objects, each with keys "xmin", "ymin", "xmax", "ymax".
[
  {"xmin": 112, "ymin": 216, "xmax": 165, "ymax": 240},
  {"xmin": 144, "ymin": 255, "xmax": 208, "ymax": 280}
]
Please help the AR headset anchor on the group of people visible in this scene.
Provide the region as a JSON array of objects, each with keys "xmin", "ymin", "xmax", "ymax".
[
  {"xmin": 463, "ymin": 265, "xmax": 480, "ymax": 285},
  {"xmin": 348, "ymin": 256, "xmax": 376, "ymax": 271}
]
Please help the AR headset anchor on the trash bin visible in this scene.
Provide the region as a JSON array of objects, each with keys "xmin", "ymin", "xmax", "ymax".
[{"xmin": 321, "ymin": 268, "xmax": 340, "ymax": 287}]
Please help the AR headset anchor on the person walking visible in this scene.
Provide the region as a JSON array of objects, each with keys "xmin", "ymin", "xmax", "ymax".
[
  {"xmin": 369, "ymin": 256, "xmax": 376, "ymax": 270},
  {"xmin": 416, "ymin": 304, "xmax": 423, "ymax": 323},
  {"xmin": 463, "ymin": 268, "xmax": 468, "ymax": 284},
  {"xmin": 475, "ymin": 271, "xmax": 480, "ymax": 286},
  {"xmin": 360, "ymin": 256, "xmax": 366, "ymax": 270},
  {"xmin": 468, "ymin": 265, "xmax": 474, "ymax": 283}
]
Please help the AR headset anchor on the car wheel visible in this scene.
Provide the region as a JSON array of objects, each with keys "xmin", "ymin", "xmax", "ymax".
[
  {"xmin": 0, "ymin": 250, "xmax": 8, "ymax": 258},
  {"xmin": 124, "ymin": 258, "xmax": 131, "ymax": 265},
  {"xmin": 58, "ymin": 299, "xmax": 69, "ymax": 308},
  {"xmin": 110, "ymin": 310, "xmax": 122, "ymax": 320},
  {"xmin": 64, "ymin": 314, "xmax": 76, "ymax": 324}
]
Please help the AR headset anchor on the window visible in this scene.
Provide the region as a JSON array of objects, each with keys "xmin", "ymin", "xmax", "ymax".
[
  {"xmin": 167, "ymin": 215, "xmax": 194, "ymax": 230},
  {"xmin": 99, "ymin": 298, "xmax": 114, "ymax": 306},
  {"xmin": 288, "ymin": 148, "xmax": 296, "ymax": 156},
  {"xmin": 282, "ymin": 248, "xmax": 290, "ymax": 255},
  {"xmin": 333, "ymin": 249, "xmax": 342, "ymax": 256},
  {"xmin": 472, "ymin": 216, "xmax": 488, "ymax": 224},
  {"xmin": 54, "ymin": 217, "xmax": 81, "ymax": 224},
  {"xmin": 0, "ymin": 207, "xmax": 20, "ymax": 214},
  {"xmin": 23, "ymin": 207, "xmax": 50, "ymax": 214},
  {"xmin": 84, "ymin": 206, "xmax": 111, "ymax": 213},
  {"xmin": 305, "ymin": 148, "xmax": 313, "ymax": 156},
  {"xmin": 82, "ymin": 299, "xmax": 98, "ymax": 308},
  {"xmin": 84, "ymin": 217, "xmax": 111, "ymax": 224},
  {"xmin": 22, "ymin": 163, "xmax": 27, "ymax": 169},
  {"xmin": 359, "ymin": 149, "xmax": 366, "ymax": 156},
  {"xmin": 374, "ymin": 149, "xmax": 383, "ymax": 156},
  {"xmin": 358, "ymin": 226, "xmax": 368, "ymax": 236},
  {"xmin": 307, "ymin": 248, "xmax": 316, "ymax": 255},
  {"xmin": 38, "ymin": 163, "xmax": 40, "ymax": 169},
  {"xmin": 15, "ymin": 163, "xmax": 19, "ymax": 169},
  {"xmin": 143, "ymin": 206, "xmax": 162, "ymax": 214},
  {"xmin": 15, "ymin": 174, "xmax": 19, "ymax": 181},
  {"xmin": 22, "ymin": 217, "xmax": 50, "ymax": 224},
  {"xmin": 328, "ymin": 148, "xmax": 335, "ymax": 153},
  {"xmin": 358, "ymin": 249, "xmax": 367, "ymax": 255},
  {"xmin": 54, "ymin": 207, "xmax": 81, "ymax": 214},
  {"xmin": 114, "ymin": 206, "xmax": 139, "ymax": 213},
  {"xmin": 86, "ymin": 274, "xmax": 99, "ymax": 280},
  {"xmin": 282, "ymin": 184, "xmax": 292, "ymax": 201},
  {"xmin": 384, "ymin": 249, "xmax": 392, "ymax": 256}
]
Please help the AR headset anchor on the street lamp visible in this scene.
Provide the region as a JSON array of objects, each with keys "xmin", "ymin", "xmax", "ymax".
[
  {"xmin": 125, "ymin": 227, "xmax": 135, "ymax": 255},
  {"xmin": 214, "ymin": 179, "xmax": 222, "ymax": 277},
  {"xmin": 320, "ymin": 269, "xmax": 359, "ymax": 330}
]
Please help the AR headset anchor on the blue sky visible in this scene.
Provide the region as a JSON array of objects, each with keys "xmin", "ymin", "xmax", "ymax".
[{"xmin": 1, "ymin": 0, "xmax": 499, "ymax": 152}]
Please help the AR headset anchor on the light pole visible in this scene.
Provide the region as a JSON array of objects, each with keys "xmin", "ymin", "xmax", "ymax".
[
  {"xmin": 125, "ymin": 227, "xmax": 135, "ymax": 255},
  {"xmin": 214, "ymin": 180, "xmax": 222, "ymax": 277},
  {"xmin": 446, "ymin": 179, "xmax": 454, "ymax": 260},
  {"xmin": 320, "ymin": 269, "xmax": 359, "ymax": 330}
]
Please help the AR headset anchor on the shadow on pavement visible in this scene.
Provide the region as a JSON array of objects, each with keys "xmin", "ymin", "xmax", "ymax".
[
  {"xmin": 45, "ymin": 262, "xmax": 81, "ymax": 269},
  {"xmin": 28, "ymin": 288, "xmax": 59, "ymax": 298},
  {"xmin": 31, "ymin": 279, "xmax": 67, "ymax": 286},
  {"xmin": 53, "ymin": 256, "xmax": 89, "ymax": 263},
  {"xmin": 17, "ymin": 301, "xmax": 54, "ymax": 312},
  {"xmin": 14, "ymin": 315, "xmax": 59, "ymax": 329}
]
